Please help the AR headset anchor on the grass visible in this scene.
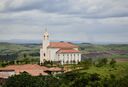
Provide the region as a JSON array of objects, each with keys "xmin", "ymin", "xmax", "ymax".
[
  {"xmin": 0, "ymin": 43, "xmax": 40, "ymax": 54},
  {"xmin": 78, "ymin": 61, "xmax": 128, "ymax": 79},
  {"xmin": 76, "ymin": 43, "xmax": 128, "ymax": 52}
]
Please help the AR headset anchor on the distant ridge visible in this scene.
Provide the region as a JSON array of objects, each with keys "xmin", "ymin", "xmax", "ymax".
[{"xmin": 0, "ymin": 39, "xmax": 128, "ymax": 44}]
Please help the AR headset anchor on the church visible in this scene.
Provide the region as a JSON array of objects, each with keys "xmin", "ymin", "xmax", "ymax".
[{"xmin": 40, "ymin": 30, "xmax": 81, "ymax": 65}]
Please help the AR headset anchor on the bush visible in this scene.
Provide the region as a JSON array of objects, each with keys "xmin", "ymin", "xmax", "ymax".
[
  {"xmin": 3, "ymin": 71, "xmax": 128, "ymax": 87},
  {"xmin": 110, "ymin": 59, "xmax": 116, "ymax": 67},
  {"xmin": 79, "ymin": 58, "xmax": 93, "ymax": 69},
  {"xmin": 3, "ymin": 72, "xmax": 61, "ymax": 87},
  {"xmin": 96, "ymin": 58, "xmax": 108, "ymax": 67}
]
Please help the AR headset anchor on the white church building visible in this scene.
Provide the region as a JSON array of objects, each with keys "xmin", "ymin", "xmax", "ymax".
[{"xmin": 40, "ymin": 30, "xmax": 81, "ymax": 65}]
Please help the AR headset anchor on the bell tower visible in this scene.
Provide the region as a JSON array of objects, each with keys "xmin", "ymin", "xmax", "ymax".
[
  {"xmin": 42, "ymin": 29, "xmax": 49, "ymax": 49},
  {"xmin": 40, "ymin": 28, "xmax": 50, "ymax": 64}
]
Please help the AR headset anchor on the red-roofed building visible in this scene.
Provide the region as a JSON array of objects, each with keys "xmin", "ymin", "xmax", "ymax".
[
  {"xmin": 0, "ymin": 64, "xmax": 48, "ymax": 78},
  {"xmin": 0, "ymin": 64, "xmax": 64, "ymax": 79},
  {"xmin": 40, "ymin": 30, "xmax": 81, "ymax": 65}
]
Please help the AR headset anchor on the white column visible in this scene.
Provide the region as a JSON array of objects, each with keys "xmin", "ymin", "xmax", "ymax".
[
  {"xmin": 77, "ymin": 53, "xmax": 79, "ymax": 63},
  {"xmin": 63, "ymin": 54, "xmax": 65, "ymax": 64},
  {"xmin": 60, "ymin": 54, "xmax": 63, "ymax": 65},
  {"xmin": 69, "ymin": 54, "xmax": 71, "ymax": 64},
  {"xmin": 64, "ymin": 54, "xmax": 67, "ymax": 64},
  {"xmin": 72, "ymin": 54, "xmax": 75, "ymax": 64},
  {"xmin": 79, "ymin": 54, "xmax": 81, "ymax": 62},
  {"xmin": 75, "ymin": 54, "xmax": 77, "ymax": 64},
  {"xmin": 70, "ymin": 54, "xmax": 72, "ymax": 64}
]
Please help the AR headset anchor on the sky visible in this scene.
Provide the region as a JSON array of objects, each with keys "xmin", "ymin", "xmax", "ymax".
[{"xmin": 0, "ymin": 0, "xmax": 128, "ymax": 44}]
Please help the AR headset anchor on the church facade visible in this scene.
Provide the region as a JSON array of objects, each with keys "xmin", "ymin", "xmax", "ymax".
[{"xmin": 40, "ymin": 31, "xmax": 81, "ymax": 65}]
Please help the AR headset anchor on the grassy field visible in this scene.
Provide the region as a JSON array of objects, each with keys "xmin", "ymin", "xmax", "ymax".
[
  {"xmin": 0, "ymin": 42, "xmax": 40, "ymax": 53},
  {"xmin": 0, "ymin": 42, "xmax": 40, "ymax": 61},
  {"xmin": 77, "ymin": 61, "xmax": 128, "ymax": 79}
]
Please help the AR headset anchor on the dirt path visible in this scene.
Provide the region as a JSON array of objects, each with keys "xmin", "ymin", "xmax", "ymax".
[{"xmin": 115, "ymin": 58, "xmax": 128, "ymax": 62}]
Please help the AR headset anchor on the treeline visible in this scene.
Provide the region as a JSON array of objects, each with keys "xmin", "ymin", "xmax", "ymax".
[
  {"xmin": 0, "ymin": 52, "xmax": 39, "ymax": 61},
  {"xmin": 0, "ymin": 53, "xmax": 18, "ymax": 61},
  {"xmin": 70, "ymin": 58, "xmax": 116, "ymax": 70},
  {"xmin": 0, "ymin": 58, "xmax": 40, "ymax": 67},
  {"xmin": 2, "ymin": 71, "xmax": 128, "ymax": 87}
]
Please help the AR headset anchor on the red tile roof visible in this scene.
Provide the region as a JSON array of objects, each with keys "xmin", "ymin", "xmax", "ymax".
[
  {"xmin": 57, "ymin": 49, "xmax": 80, "ymax": 53},
  {"xmin": 48, "ymin": 42, "xmax": 78, "ymax": 48},
  {"xmin": 0, "ymin": 64, "xmax": 64, "ymax": 78},
  {"xmin": 0, "ymin": 64, "xmax": 48, "ymax": 76}
]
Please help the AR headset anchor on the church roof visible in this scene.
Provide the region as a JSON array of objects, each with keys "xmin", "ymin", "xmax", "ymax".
[
  {"xmin": 57, "ymin": 49, "xmax": 80, "ymax": 53},
  {"xmin": 48, "ymin": 42, "xmax": 78, "ymax": 48}
]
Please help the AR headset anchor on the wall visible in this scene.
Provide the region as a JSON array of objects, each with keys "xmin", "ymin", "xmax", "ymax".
[{"xmin": 48, "ymin": 48, "xmax": 59, "ymax": 61}]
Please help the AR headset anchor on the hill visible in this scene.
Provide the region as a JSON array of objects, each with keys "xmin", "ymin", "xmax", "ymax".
[
  {"xmin": 0, "ymin": 42, "xmax": 128, "ymax": 61},
  {"xmin": 0, "ymin": 42, "xmax": 40, "ymax": 61}
]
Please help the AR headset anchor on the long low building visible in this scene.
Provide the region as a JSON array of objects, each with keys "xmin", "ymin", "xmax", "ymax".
[{"xmin": 0, "ymin": 64, "xmax": 64, "ymax": 79}]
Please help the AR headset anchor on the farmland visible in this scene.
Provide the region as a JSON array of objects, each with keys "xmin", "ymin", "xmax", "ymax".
[{"xmin": 0, "ymin": 42, "xmax": 128, "ymax": 61}]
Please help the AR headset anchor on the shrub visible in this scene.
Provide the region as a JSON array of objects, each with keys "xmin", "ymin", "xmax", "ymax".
[
  {"xmin": 96, "ymin": 58, "xmax": 108, "ymax": 67},
  {"xmin": 110, "ymin": 59, "xmax": 116, "ymax": 67}
]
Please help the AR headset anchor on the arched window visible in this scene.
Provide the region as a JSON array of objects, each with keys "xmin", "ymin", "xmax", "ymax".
[{"xmin": 44, "ymin": 53, "xmax": 45, "ymax": 57}]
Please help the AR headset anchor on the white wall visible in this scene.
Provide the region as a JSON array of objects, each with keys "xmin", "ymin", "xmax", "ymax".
[
  {"xmin": 48, "ymin": 48, "xmax": 59, "ymax": 61},
  {"xmin": 40, "ymin": 48, "xmax": 43, "ymax": 63},
  {"xmin": 0, "ymin": 71, "xmax": 15, "ymax": 78},
  {"xmin": 58, "ymin": 53, "xmax": 81, "ymax": 65}
]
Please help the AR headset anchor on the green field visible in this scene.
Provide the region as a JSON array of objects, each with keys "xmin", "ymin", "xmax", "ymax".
[
  {"xmin": 0, "ymin": 42, "xmax": 40, "ymax": 61},
  {"xmin": 79, "ymin": 62, "xmax": 128, "ymax": 78}
]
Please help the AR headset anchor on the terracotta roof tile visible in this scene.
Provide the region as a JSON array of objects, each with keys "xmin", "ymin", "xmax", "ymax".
[
  {"xmin": 48, "ymin": 42, "xmax": 78, "ymax": 48},
  {"xmin": 0, "ymin": 64, "xmax": 48, "ymax": 77},
  {"xmin": 57, "ymin": 49, "xmax": 80, "ymax": 53},
  {"xmin": 0, "ymin": 64, "xmax": 65, "ymax": 78}
]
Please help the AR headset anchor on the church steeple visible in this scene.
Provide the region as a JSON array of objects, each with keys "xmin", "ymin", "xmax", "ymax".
[
  {"xmin": 40, "ymin": 27, "xmax": 50, "ymax": 64},
  {"xmin": 43, "ymin": 28, "xmax": 49, "ymax": 40},
  {"xmin": 42, "ymin": 27, "xmax": 49, "ymax": 48}
]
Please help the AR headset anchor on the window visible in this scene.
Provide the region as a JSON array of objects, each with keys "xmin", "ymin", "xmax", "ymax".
[{"xmin": 44, "ymin": 53, "xmax": 45, "ymax": 57}]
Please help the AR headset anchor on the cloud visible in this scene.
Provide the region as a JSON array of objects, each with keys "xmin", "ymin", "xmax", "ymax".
[
  {"xmin": 1, "ymin": 0, "xmax": 128, "ymax": 18},
  {"xmin": 0, "ymin": 0, "xmax": 128, "ymax": 43}
]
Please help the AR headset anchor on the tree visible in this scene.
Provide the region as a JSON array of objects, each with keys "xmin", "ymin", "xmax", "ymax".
[
  {"xmin": 79, "ymin": 58, "xmax": 93, "ymax": 69},
  {"xmin": 110, "ymin": 58, "xmax": 116, "ymax": 67},
  {"xmin": 96, "ymin": 58, "xmax": 108, "ymax": 67},
  {"xmin": 3, "ymin": 72, "xmax": 61, "ymax": 87}
]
